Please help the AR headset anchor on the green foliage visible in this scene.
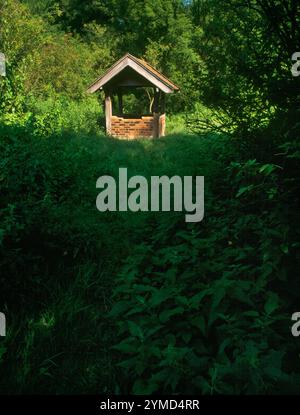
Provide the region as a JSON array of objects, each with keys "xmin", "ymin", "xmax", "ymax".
[
  {"xmin": 108, "ymin": 142, "xmax": 300, "ymax": 394},
  {"xmin": 21, "ymin": 0, "xmax": 204, "ymax": 112},
  {"xmin": 0, "ymin": 0, "xmax": 300, "ymax": 397},
  {"xmin": 0, "ymin": 0, "xmax": 115, "ymax": 129},
  {"xmin": 188, "ymin": 0, "xmax": 299, "ymax": 134},
  {"xmin": 27, "ymin": 95, "xmax": 104, "ymax": 136}
]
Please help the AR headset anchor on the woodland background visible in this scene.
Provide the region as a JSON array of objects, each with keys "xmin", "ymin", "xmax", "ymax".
[{"xmin": 0, "ymin": 0, "xmax": 300, "ymax": 394}]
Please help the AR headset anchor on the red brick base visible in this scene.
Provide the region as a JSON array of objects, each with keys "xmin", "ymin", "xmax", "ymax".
[
  {"xmin": 109, "ymin": 115, "xmax": 165, "ymax": 139},
  {"xmin": 110, "ymin": 116, "xmax": 154, "ymax": 139}
]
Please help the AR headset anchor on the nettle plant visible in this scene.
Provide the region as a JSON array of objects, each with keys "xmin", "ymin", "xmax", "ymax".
[{"xmin": 109, "ymin": 159, "xmax": 295, "ymax": 394}]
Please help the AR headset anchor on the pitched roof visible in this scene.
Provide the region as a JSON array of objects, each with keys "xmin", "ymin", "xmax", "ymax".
[{"xmin": 87, "ymin": 53, "xmax": 179, "ymax": 94}]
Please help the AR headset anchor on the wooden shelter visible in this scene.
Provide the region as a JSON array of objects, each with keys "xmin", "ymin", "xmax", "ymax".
[{"xmin": 87, "ymin": 54, "xmax": 179, "ymax": 139}]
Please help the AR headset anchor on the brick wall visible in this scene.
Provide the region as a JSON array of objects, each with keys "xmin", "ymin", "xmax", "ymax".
[{"xmin": 110, "ymin": 116, "xmax": 155, "ymax": 139}]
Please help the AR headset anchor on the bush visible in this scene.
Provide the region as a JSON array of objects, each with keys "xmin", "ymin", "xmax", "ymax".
[{"xmin": 27, "ymin": 95, "xmax": 104, "ymax": 136}]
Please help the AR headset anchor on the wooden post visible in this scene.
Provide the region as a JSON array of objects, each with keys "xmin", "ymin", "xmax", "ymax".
[
  {"xmin": 153, "ymin": 113, "xmax": 160, "ymax": 138},
  {"xmin": 117, "ymin": 91, "xmax": 123, "ymax": 115},
  {"xmin": 159, "ymin": 92, "xmax": 166, "ymax": 137},
  {"xmin": 160, "ymin": 93, "xmax": 166, "ymax": 115},
  {"xmin": 153, "ymin": 88, "xmax": 160, "ymax": 138},
  {"xmin": 159, "ymin": 113, "xmax": 166, "ymax": 137},
  {"xmin": 105, "ymin": 91, "xmax": 112, "ymax": 135},
  {"xmin": 153, "ymin": 88, "xmax": 160, "ymax": 113}
]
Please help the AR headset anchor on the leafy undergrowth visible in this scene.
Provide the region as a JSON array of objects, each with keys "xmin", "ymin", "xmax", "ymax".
[
  {"xmin": 0, "ymin": 125, "xmax": 299, "ymax": 394},
  {"xmin": 110, "ymin": 195, "xmax": 300, "ymax": 394}
]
